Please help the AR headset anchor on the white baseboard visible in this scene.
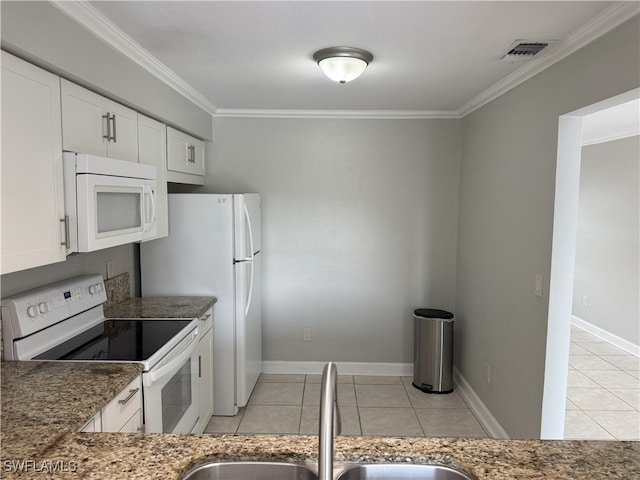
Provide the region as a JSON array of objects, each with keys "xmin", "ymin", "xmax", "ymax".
[
  {"xmin": 453, "ymin": 367, "xmax": 510, "ymax": 439},
  {"xmin": 572, "ymin": 316, "xmax": 640, "ymax": 357},
  {"xmin": 262, "ymin": 361, "xmax": 508, "ymax": 439},
  {"xmin": 262, "ymin": 361, "xmax": 413, "ymax": 376}
]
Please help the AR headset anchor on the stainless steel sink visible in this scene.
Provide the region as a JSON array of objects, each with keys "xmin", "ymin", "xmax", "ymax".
[
  {"xmin": 335, "ymin": 463, "xmax": 473, "ymax": 480},
  {"xmin": 181, "ymin": 462, "xmax": 319, "ymax": 480},
  {"xmin": 182, "ymin": 462, "xmax": 472, "ymax": 480}
]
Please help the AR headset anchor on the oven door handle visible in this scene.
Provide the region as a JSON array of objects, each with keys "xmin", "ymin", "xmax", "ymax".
[{"xmin": 147, "ymin": 329, "xmax": 198, "ymax": 384}]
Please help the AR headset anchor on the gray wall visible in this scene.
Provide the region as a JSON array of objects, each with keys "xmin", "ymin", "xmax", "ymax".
[
  {"xmin": 0, "ymin": 245, "xmax": 136, "ymax": 298},
  {"xmin": 572, "ymin": 136, "xmax": 639, "ymax": 344},
  {"xmin": 200, "ymin": 117, "xmax": 461, "ymax": 363},
  {"xmin": 455, "ymin": 15, "xmax": 640, "ymax": 438},
  {"xmin": 0, "ymin": 1, "xmax": 212, "ymax": 140}
]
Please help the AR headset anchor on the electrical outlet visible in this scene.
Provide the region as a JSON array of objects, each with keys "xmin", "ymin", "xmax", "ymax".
[
  {"xmin": 534, "ymin": 274, "xmax": 543, "ymax": 298},
  {"xmin": 106, "ymin": 260, "xmax": 114, "ymax": 279},
  {"xmin": 582, "ymin": 295, "xmax": 588, "ymax": 307},
  {"xmin": 302, "ymin": 327, "xmax": 312, "ymax": 342},
  {"xmin": 485, "ymin": 363, "xmax": 491, "ymax": 384}
]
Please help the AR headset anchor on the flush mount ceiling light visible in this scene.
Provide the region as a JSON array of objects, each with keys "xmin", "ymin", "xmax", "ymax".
[{"xmin": 313, "ymin": 46, "xmax": 373, "ymax": 84}]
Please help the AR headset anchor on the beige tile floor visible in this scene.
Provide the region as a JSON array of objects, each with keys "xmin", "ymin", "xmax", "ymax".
[
  {"xmin": 564, "ymin": 325, "xmax": 640, "ymax": 440},
  {"xmin": 204, "ymin": 325, "xmax": 639, "ymax": 440},
  {"xmin": 205, "ymin": 374, "xmax": 488, "ymax": 438}
]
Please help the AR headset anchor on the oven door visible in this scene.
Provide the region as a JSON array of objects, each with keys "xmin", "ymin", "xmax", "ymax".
[
  {"xmin": 75, "ymin": 173, "xmax": 156, "ymax": 252},
  {"xmin": 142, "ymin": 328, "xmax": 199, "ymax": 434}
]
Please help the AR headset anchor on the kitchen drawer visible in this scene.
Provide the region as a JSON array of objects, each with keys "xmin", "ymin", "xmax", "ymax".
[{"xmin": 101, "ymin": 376, "xmax": 142, "ymax": 432}]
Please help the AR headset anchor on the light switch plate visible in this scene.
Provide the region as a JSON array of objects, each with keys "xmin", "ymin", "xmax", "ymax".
[
  {"xmin": 106, "ymin": 260, "xmax": 114, "ymax": 279},
  {"xmin": 302, "ymin": 327, "xmax": 312, "ymax": 342},
  {"xmin": 535, "ymin": 274, "xmax": 543, "ymax": 298}
]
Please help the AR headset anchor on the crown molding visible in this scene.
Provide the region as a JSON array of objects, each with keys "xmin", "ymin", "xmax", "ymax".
[
  {"xmin": 214, "ymin": 108, "xmax": 461, "ymax": 119},
  {"xmin": 51, "ymin": 0, "xmax": 218, "ymax": 116},
  {"xmin": 53, "ymin": 1, "xmax": 638, "ymax": 120},
  {"xmin": 458, "ymin": 2, "xmax": 640, "ymax": 117}
]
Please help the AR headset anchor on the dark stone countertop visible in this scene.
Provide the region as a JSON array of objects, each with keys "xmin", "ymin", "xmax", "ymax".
[
  {"xmin": 2, "ymin": 360, "xmax": 639, "ymax": 479},
  {"xmin": 104, "ymin": 296, "xmax": 216, "ymax": 319}
]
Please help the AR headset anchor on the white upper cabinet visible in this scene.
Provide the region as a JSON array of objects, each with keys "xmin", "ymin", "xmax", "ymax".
[
  {"xmin": 1, "ymin": 51, "xmax": 67, "ymax": 274},
  {"xmin": 167, "ymin": 126, "xmax": 206, "ymax": 184},
  {"xmin": 138, "ymin": 114, "xmax": 169, "ymax": 239},
  {"xmin": 61, "ymin": 79, "xmax": 139, "ymax": 162}
]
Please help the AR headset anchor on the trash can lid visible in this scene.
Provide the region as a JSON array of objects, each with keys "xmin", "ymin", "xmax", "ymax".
[{"xmin": 414, "ymin": 308, "xmax": 454, "ymax": 319}]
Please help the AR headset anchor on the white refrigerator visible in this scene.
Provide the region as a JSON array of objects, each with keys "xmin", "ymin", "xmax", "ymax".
[{"xmin": 141, "ymin": 193, "xmax": 262, "ymax": 416}]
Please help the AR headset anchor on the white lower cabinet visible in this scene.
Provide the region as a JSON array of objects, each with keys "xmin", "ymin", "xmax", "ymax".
[
  {"xmin": 195, "ymin": 308, "xmax": 214, "ymax": 433},
  {"xmin": 80, "ymin": 376, "xmax": 143, "ymax": 433},
  {"xmin": 79, "ymin": 412, "xmax": 102, "ymax": 433}
]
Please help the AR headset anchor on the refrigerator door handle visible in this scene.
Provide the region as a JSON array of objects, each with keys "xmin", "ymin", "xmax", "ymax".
[
  {"xmin": 243, "ymin": 203, "xmax": 255, "ymax": 316},
  {"xmin": 245, "ymin": 259, "xmax": 254, "ymax": 317}
]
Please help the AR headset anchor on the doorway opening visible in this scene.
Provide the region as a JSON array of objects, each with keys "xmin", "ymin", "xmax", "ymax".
[{"xmin": 541, "ymin": 88, "xmax": 640, "ymax": 439}]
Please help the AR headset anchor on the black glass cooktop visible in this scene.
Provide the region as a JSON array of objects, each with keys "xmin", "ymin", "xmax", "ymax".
[{"xmin": 34, "ymin": 319, "xmax": 192, "ymax": 361}]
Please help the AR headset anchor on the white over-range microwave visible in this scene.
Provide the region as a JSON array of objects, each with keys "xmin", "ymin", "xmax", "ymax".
[{"xmin": 63, "ymin": 152, "xmax": 157, "ymax": 254}]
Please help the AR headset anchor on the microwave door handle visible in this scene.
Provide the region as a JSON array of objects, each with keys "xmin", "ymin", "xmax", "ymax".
[
  {"xmin": 145, "ymin": 184, "xmax": 156, "ymax": 232},
  {"xmin": 148, "ymin": 330, "xmax": 198, "ymax": 384}
]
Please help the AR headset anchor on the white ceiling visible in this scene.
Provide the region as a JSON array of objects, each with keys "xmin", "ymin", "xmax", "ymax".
[{"xmin": 78, "ymin": 1, "xmax": 634, "ymax": 116}]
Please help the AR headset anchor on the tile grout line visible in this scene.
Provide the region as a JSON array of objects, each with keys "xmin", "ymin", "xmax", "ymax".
[{"xmin": 567, "ymin": 326, "xmax": 640, "ymax": 440}]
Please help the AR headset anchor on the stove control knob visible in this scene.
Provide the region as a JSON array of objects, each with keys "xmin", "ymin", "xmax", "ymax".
[
  {"xmin": 38, "ymin": 302, "xmax": 49, "ymax": 314},
  {"xmin": 27, "ymin": 305, "xmax": 39, "ymax": 317},
  {"xmin": 89, "ymin": 284, "xmax": 98, "ymax": 295}
]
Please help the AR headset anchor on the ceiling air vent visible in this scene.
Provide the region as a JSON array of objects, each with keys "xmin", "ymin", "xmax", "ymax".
[{"xmin": 501, "ymin": 40, "xmax": 553, "ymax": 61}]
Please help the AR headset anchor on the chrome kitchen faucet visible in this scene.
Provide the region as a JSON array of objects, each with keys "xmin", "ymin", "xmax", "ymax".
[{"xmin": 319, "ymin": 362, "xmax": 341, "ymax": 480}]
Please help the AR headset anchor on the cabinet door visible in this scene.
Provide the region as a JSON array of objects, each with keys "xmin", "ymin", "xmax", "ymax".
[
  {"xmin": 107, "ymin": 100, "xmax": 139, "ymax": 162},
  {"xmin": 191, "ymin": 137, "xmax": 206, "ymax": 175},
  {"xmin": 101, "ymin": 376, "xmax": 142, "ymax": 432},
  {"xmin": 1, "ymin": 52, "xmax": 66, "ymax": 274},
  {"xmin": 167, "ymin": 126, "xmax": 206, "ymax": 177},
  {"xmin": 61, "ymin": 79, "xmax": 108, "ymax": 156},
  {"xmin": 198, "ymin": 326, "xmax": 214, "ymax": 430},
  {"xmin": 138, "ymin": 115, "xmax": 168, "ymax": 238},
  {"xmin": 61, "ymin": 80, "xmax": 138, "ymax": 162}
]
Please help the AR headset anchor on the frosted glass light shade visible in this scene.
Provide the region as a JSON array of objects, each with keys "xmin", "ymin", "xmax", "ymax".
[
  {"xmin": 318, "ymin": 57, "xmax": 368, "ymax": 83},
  {"xmin": 313, "ymin": 47, "xmax": 373, "ymax": 84}
]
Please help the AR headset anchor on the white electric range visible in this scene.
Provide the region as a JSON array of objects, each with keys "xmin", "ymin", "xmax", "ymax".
[{"xmin": 1, "ymin": 274, "xmax": 200, "ymax": 434}]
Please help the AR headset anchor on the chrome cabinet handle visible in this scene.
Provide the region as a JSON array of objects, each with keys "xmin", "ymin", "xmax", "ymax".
[
  {"xmin": 111, "ymin": 113, "xmax": 117, "ymax": 142},
  {"xmin": 60, "ymin": 216, "xmax": 70, "ymax": 248},
  {"xmin": 198, "ymin": 355, "xmax": 202, "ymax": 378},
  {"xmin": 117, "ymin": 387, "xmax": 140, "ymax": 406},
  {"xmin": 102, "ymin": 113, "xmax": 111, "ymax": 140},
  {"xmin": 187, "ymin": 144, "xmax": 196, "ymax": 163},
  {"xmin": 102, "ymin": 113, "xmax": 117, "ymax": 142}
]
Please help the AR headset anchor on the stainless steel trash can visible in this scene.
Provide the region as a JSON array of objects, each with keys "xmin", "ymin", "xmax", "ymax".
[{"xmin": 412, "ymin": 308, "xmax": 454, "ymax": 394}]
